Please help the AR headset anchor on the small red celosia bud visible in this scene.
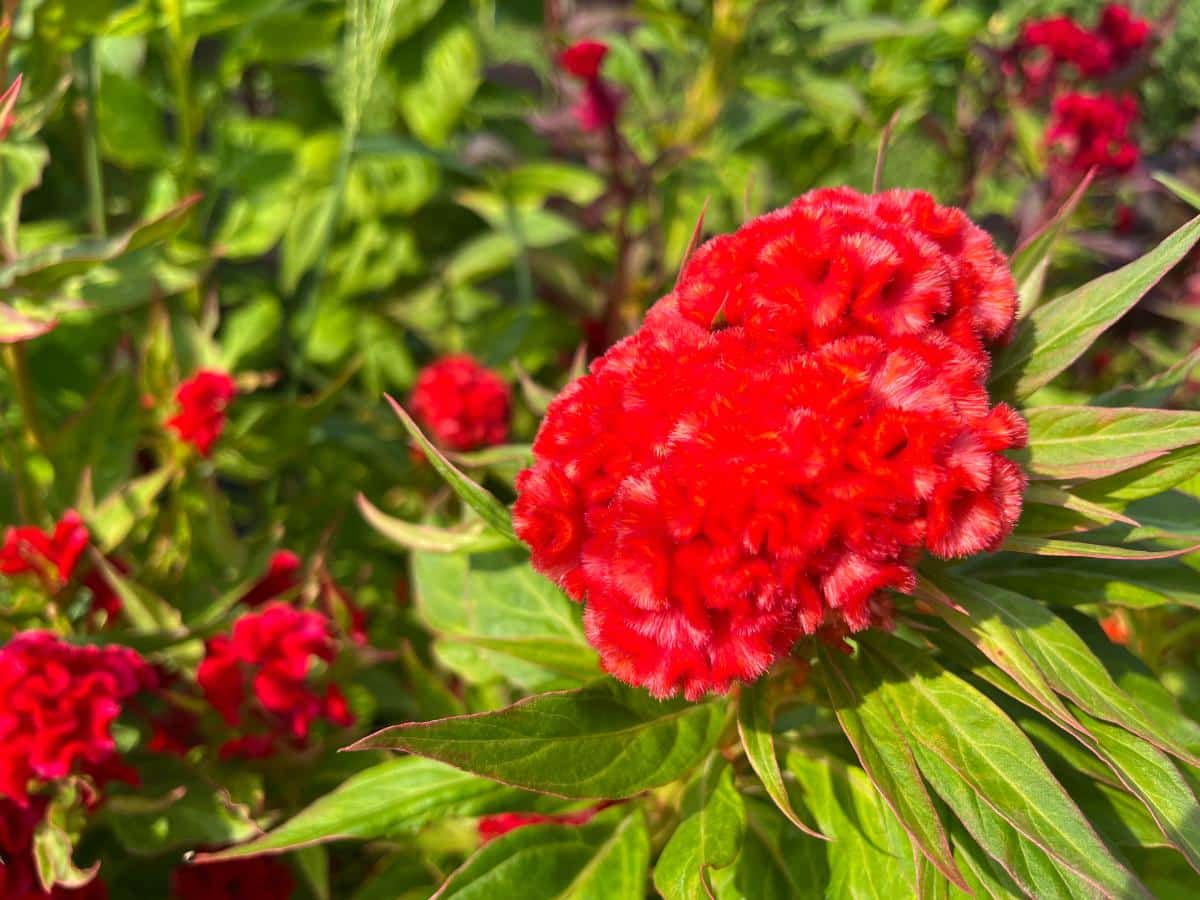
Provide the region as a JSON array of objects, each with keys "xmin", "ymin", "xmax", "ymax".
[
  {"xmin": 165, "ymin": 369, "xmax": 237, "ymax": 458},
  {"xmin": 172, "ymin": 858, "xmax": 294, "ymax": 900},
  {"xmin": 559, "ymin": 40, "xmax": 608, "ymax": 81},
  {"xmin": 514, "ymin": 188, "xmax": 1027, "ymax": 700},
  {"xmin": 0, "ymin": 633, "xmax": 156, "ymax": 804},
  {"xmin": 1046, "ymin": 91, "xmax": 1140, "ymax": 181},
  {"xmin": 239, "ymin": 550, "xmax": 303, "ymax": 608},
  {"xmin": 0, "ymin": 510, "xmax": 89, "ymax": 590},
  {"xmin": 410, "ymin": 355, "xmax": 511, "ymax": 451},
  {"xmin": 197, "ymin": 603, "xmax": 351, "ymax": 754}
]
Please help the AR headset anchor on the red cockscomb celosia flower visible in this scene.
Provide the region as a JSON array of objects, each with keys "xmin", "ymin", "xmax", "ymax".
[
  {"xmin": 0, "ymin": 510, "xmax": 89, "ymax": 589},
  {"xmin": 1096, "ymin": 3, "xmax": 1151, "ymax": 69},
  {"xmin": 197, "ymin": 603, "xmax": 353, "ymax": 758},
  {"xmin": 1046, "ymin": 92, "xmax": 1140, "ymax": 182},
  {"xmin": 514, "ymin": 188, "xmax": 1027, "ymax": 700},
  {"xmin": 239, "ymin": 550, "xmax": 303, "ymax": 608},
  {"xmin": 0, "ymin": 797, "xmax": 110, "ymax": 899},
  {"xmin": 172, "ymin": 857, "xmax": 294, "ymax": 900},
  {"xmin": 410, "ymin": 355, "xmax": 511, "ymax": 451},
  {"xmin": 559, "ymin": 40, "xmax": 608, "ymax": 80},
  {"xmin": 166, "ymin": 370, "xmax": 237, "ymax": 458},
  {"xmin": 0, "ymin": 633, "xmax": 157, "ymax": 804}
]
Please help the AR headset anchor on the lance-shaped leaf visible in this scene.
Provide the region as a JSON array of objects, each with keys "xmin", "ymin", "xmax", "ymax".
[
  {"xmin": 1022, "ymin": 483, "xmax": 1137, "ymax": 528},
  {"xmin": 654, "ymin": 754, "xmax": 745, "ymax": 900},
  {"xmin": 197, "ymin": 758, "xmax": 531, "ymax": 860},
  {"xmin": 859, "ymin": 634, "xmax": 1148, "ymax": 899},
  {"xmin": 347, "ymin": 680, "xmax": 730, "ymax": 799},
  {"xmin": 818, "ymin": 649, "xmax": 966, "ymax": 890},
  {"xmin": 1011, "ymin": 168, "xmax": 1094, "ymax": 316},
  {"xmin": 1073, "ymin": 706, "xmax": 1200, "ymax": 875},
  {"xmin": 736, "ymin": 679, "xmax": 825, "ymax": 839},
  {"xmin": 1016, "ymin": 406, "xmax": 1200, "ymax": 481},
  {"xmin": 965, "ymin": 556, "xmax": 1200, "ymax": 609},
  {"xmin": 785, "ymin": 750, "xmax": 917, "ymax": 898},
  {"xmin": 1154, "ymin": 171, "xmax": 1200, "ymax": 210},
  {"xmin": 0, "ymin": 303, "xmax": 55, "ymax": 342},
  {"xmin": 719, "ymin": 797, "xmax": 828, "ymax": 899},
  {"xmin": 435, "ymin": 808, "xmax": 650, "ymax": 900},
  {"xmin": 90, "ymin": 553, "xmax": 183, "ymax": 635},
  {"xmin": 1001, "ymin": 535, "xmax": 1200, "ymax": 560},
  {"xmin": 0, "ymin": 195, "xmax": 202, "ymax": 293},
  {"xmin": 927, "ymin": 577, "xmax": 1200, "ymax": 767},
  {"xmin": 990, "ymin": 213, "xmax": 1200, "ymax": 400},
  {"xmin": 384, "ymin": 394, "xmax": 517, "ymax": 543},
  {"xmin": 1075, "ymin": 444, "xmax": 1200, "ymax": 505},
  {"xmin": 356, "ymin": 493, "xmax": 511, "ymax": 554},
  {"xmin": 87, "ymin": 467, "xmax": 176, "ymax": 553}
]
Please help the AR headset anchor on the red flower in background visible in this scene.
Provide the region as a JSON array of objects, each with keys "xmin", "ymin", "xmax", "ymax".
[
  {"xmin": 1096, "ymin": 3, "xmax": 1151, "ymax": 68},
  {"xmin": 239, "ymin": 551, "xmax": 302, "ymax": 608},
  {"xmin": 557, "ymin": 39, "xmax": 622, "ymax": 133},
  {"xmin": 515, "ymin": 188, "xmax": 1026, "ymax": 700},
  {"xmin": 1046, "ymin": 92, "xmax": 1139, "ymax": 181},
  {"xmin": 0, "ymin": 797, "xmax": 109, "ymax": 899},
  {"xmin": 172, "ymin": 857, "xmax": 294, "ymax": 900},
  {"xmin": 0, "ymin": 633, "xmax": 157, "ymax": 804},
  {"xmin": 197, "ymin": 603, "xmax": 353, "ymax": 758},
  {"xmin": 166, "ymin": 370, "xmax": 237, "ymax": 458},
  {"xmin": 410, "ymin": 355, "xmax": 511, "ymax": 451},
  {"xmin": 477, "ymin": 807, "xmax": 601, "ymax": 843},
  {"xmin": 1, "ymin": 510, "xmax": 89, "ymax": 589}
]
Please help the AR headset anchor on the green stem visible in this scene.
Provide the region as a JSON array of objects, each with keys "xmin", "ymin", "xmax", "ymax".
[
  {"xmin": 78, "ymin": 41, "xmax": 107, "ymax": 238},
  {"xmin": 4, "ymin": 343, "xmax": 46, "ymax": 452},
  {"xmin": 161, "ymin": 0, "xmax": 197, "ymax": 192}
]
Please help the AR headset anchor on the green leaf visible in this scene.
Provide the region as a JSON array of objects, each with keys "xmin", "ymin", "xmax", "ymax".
[
  {"xmin": 1154, "ymin": 172, "xmax": 1200, "ymax": 210},
  {"xmin": 653, "ymin": 755, "xmax": 746, "ymax": 900},
  {"xmin": 990, "ymin": 213, "xmax": 1200, "ymax": 400},
  {"xmin": 818, "ymin": 649, "xmax": 967, "ymax": 890},
  {"xmin": 717, "ymin": 797, "xmax": 827, "ymax": 900},
  {"xmin": 357, "ymin": 493, "xmax": 511, "ymax": 554},
  {"xmin": 931, "ymin": 576, "xmax": 1200, "ymax": 767},
  {"xmin": 785, "ymin": 750, "xmax": 916, "ymax": 898},
  {"xmin": 397, "ymin": 17, "xmax": 480, "ymax": 147},
  {"xmin": 735, "ymin": 679, "xmax": 825, "ymax": 839},
  {"xmin": 385, "ymin": 394, "xmax": 517, "ymax": 543},
  {"xmin": 1010, "ymin": 169, "xmax": 1093, "ymax": 316},
  {"xmin": 0, "ymin": 141, "xmax": 48, "ymax": 252},
  {"xmin": 91, "ymin": 553, "xmax": 184, "ymax": 634},
  {"xmin": 86, "ymin": 466, "xmax": 175, "ymax": 552},
  {"xmin": 411, "ymin": 547, "xmax": 595, "ymax": 689},
  {"xmin": 965, "ymin": 556, "xmax": 1200, "ymax": 610},
  {"xmin": 1016, "ymin": 406, "xmax": 1200, "ymax": 481},
  {"xmin": 1022, "ymin": 483, "xmax": 1137, "ymax": 528},
  {"xmin": 1074, "ymin": 707, "xmax": 1200, "ymax": 875},
  {"xmin": 0, "ymin": 195, "xmax": 201, "ymax": 293},
  {"xmin": 97, "ymin": 71, "xmax": 166, "ymax": 167},
  {"xmin": 198, "ymin": 757, "xmax": 528, "ymax": 860},
  {"xmin": 1001, "ymin": 535, "xmax": 1199, "ymax": 560},
  {"xmin": 436, "ymin": 808, "xmax": 650, "ymax": 900},
  {"xmin": 347, "ymin": 680, "xmax": 731, "ymax": 800},
  {"xmin": 1076, "ymin": 445, "xmax": 1200, "ymax": 505},
  {"xmin": 858, "ymin": 633, "xmax": 1148, "ymax": 899}
]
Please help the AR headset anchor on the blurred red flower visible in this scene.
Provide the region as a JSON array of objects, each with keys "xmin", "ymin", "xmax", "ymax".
[
  {"xmin": 197, "ymin": 603, "xmax": 353, "ymax": 757},
  {"xmin": 239, "ymin": 551, "xmax": 303, "ymax": 608},
  {"xmin": 0, "ymin": 633, "xmax": 157, "ymax": 804},
  {"xmin": 0, "ymin": 510, "xmax": 89, "ymax": 589},
  {"xmin": 410, "ymin": 355, "xmax": 511, "ymax": 451},
  {"xmin": 172, "ymin": 857, "xmax": 294, "ymax": 900},
  {"xmin": 559, "ymin": 40, "xmax": 608, "ymax": 80},
  {"xmin": 515, "ymin": 188, "xmax": 1026, "ymax": 699},
  {"xmin": 166, "ymin": 370, "xmax": 237, "ymax": 458},
  {"xmin": 557, "ymin": 38, "xmax": 622, "ymax": 132},
  {"xmin": 1046, "ymin": 92, "xmax": 1139, "ymax": 181},
  {"xmin": 477, "ymin": 807, "xmax": 602, "ymax": 842}
]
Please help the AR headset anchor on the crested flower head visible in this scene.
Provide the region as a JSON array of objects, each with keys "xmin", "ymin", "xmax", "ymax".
[
  {"xmin": 514, "ymin": 188, "xmax": 1027, "ymax": 700},
  {"xmin": 0, "ymin": 510, "xmax": 89, "ymax": 590},
  {"xmin": 410, "ymin": 355, "xmax": 511, "ymax": 452},
  {"xmin": 197, "ymin": 603, "xmax": 353, "ymax": 757},
  {"xmin": 166, "ymin": 370, "xmax": 237, "ymax": 458},
  {"xmin": 1046, "ymin": 91, "xmax": 1139, "ymax": 180},
  {"xmin": 0, "ymin": 633, "xmax": 157, "ymax": 804}
]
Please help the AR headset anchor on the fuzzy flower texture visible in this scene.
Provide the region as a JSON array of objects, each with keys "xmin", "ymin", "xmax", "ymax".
[{"xmin": 515, "ymin": 188, "xmax": 1028, "ymax": 700}]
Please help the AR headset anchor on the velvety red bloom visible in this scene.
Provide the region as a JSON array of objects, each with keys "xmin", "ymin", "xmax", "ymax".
[
  {"xmin": 410, "ymin": 355, "xmax": 511, "ymax": 451},
  {"xmin": 514, "ymin": 188, "xmax": 1026, "ymax": 699},
  {"xmin": 1046, "ymin": 92, "xmax": 1139, "ymax": 181},
  {"xmin": 559, "ymin": 40, "xmax": 608, "ymax": 80},
  {"xmin": 172, "ymin": 858, "xmax": 294, "ymax": 900},
  {"xmin": 0, "ymin": 633, "xmax": 156, "ymax": 804},
  {"xmin": 0, "ymin": 797, "xmax": 109, "ymax": 899},
  {"xmin": 0, "ymin": 510, "xmax": 89, "ymax": 590},
  {"xmin": 1096, "ymin": 4, "xmax": 1151, "ymax": 68},
  {"xmin": 197, "ymin": 603, "xmax": 352, "ymax": 755},
  {"xmin": 478, "ymin": 807, "xmax": 601, "ymax": 843},
  {"xmin": 166, "ymin": 370, "xmax": 237, "ymax": 458},
  {"xmin": 240, "ymin": 551, "xmax": 302, "ymax": 608}
]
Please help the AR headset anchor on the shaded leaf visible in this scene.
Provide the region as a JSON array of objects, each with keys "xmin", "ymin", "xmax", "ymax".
[
  {"xmin": 356, "ymin": 493, "xmax": 511, "ymax": 554},
  {"xmin": 654, "ymin": 755, "xmax": 745, "ymax": 900},
  {"xmin": 1011, "ymin": 169, "xmax": 1094, "ymax": 316}
]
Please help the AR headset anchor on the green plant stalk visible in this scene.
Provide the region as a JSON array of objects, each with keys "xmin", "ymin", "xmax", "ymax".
[
  {"xmin": 161, "ymin": 0, "xmax": 197, "ymax": 192},
  {"xmin": 77, "ymin": 41, "xmax": 107, "ymax": 238},
  {"xmin": 4, "ymin": 343, "xmax": 46, "ymax": 452}
]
